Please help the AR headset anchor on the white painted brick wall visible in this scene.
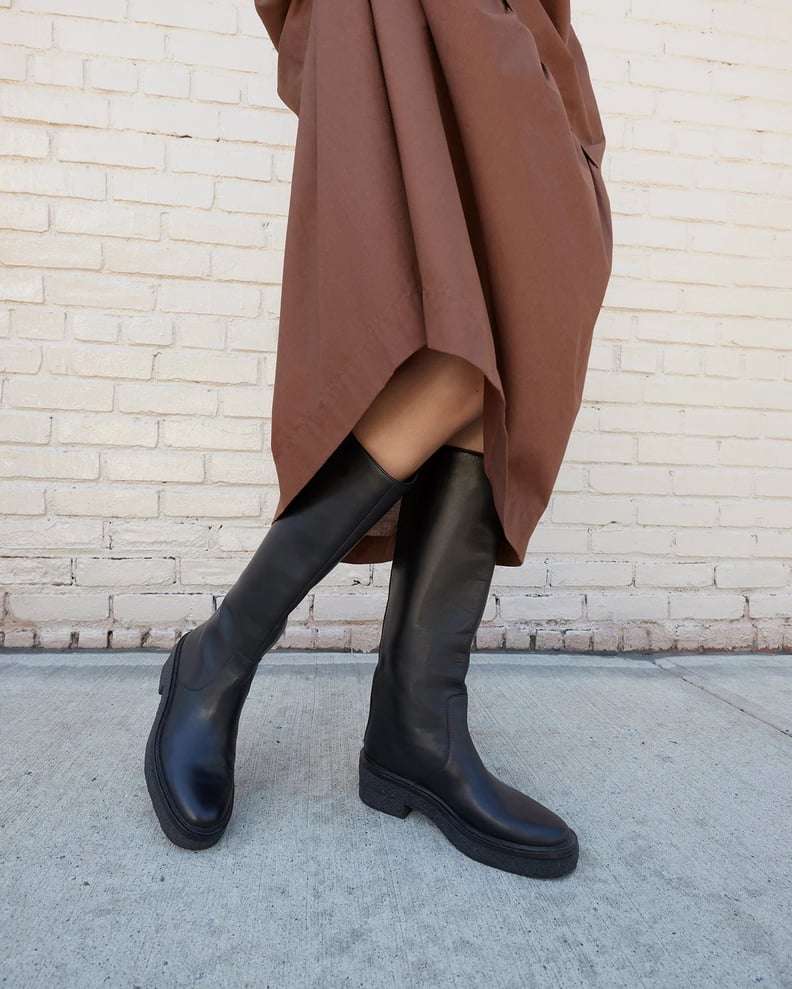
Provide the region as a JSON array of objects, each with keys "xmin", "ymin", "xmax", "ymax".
[{"xmin": 1, "ymin": 0, "xmax": 791, "ymax": 653}]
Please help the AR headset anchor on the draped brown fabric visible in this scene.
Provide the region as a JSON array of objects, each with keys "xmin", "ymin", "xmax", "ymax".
[{"xmin": 254, "ymin": 0, "xmax": 613, "ymax": 566}]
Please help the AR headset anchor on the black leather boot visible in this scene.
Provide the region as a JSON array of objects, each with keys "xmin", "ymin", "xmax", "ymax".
[
  {"xmin": 145, "ymin": 430, "xmax": 418, "ymax": 850},
  {"xmin": 359, "ymin": 444, "xmax": 579, "ymax": 878}
]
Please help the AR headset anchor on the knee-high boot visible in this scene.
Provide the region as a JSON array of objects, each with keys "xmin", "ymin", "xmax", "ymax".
[
  {"xmin": 359, "ymin": 444, "xmax": 578, "ymax": 878},
  {"xmin": 145, "ymin": 430, "xmax": 418, "ymax": 849}
]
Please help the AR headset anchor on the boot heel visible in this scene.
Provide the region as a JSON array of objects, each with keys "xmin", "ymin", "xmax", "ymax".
[{"xmin": 359, "ymin": 755, "xmax": 412, "ymax": 819}]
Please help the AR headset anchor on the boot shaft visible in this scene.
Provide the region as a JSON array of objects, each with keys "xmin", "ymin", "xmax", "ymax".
[{"xmin": 364, "ymin": 445, "xmax": 503, "ymax": 776}]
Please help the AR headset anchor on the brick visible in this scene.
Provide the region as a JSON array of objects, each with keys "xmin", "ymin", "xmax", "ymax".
[
  {"xmin": 0, "ymin": 233, "xmax": 102, "ymax": 271},
  {"xmin": 591, "ymin": 527, "xmax": 673, "ymax": 556},
  {"xmin": 145, "ymin": 627, "xmax": 184, "ymax": 649},
  {"xmin": 55, "ymin": 414, "xmax": 158, "ymax": 448},
  {"xmin": 14, "ymin": 308, "xmax": 65, "ymax": 340},
  {"xmin": 637, "ymin": 498, "xmax": 717, "ymax": 528},
  {"xmin": 315, "ymin": 564, "xmax": 372, "ymax": 590},
  {"xmin": 674, "ymin": 530, "xmax": 755, "ymax": 559},
  {"xmin": 215, "ymin": 177, "xmax": 292, "ymax": 215},
  {"xmin": 156, "ymin": 351, "xmax": 258, "ymax": 386},
  {"xmin": 172, "ymin": 317, "xmax": 226, "ymax": 351},
  {"xmin": 111, "ymin": 97, "xmax": 219, "ymax": 140},
  {"xmin": 635, "ymin": 563, "xmax": 713, "ymax": 589},
  {"xmin": 748, "ymin": 593, "xmax": 792, "ymax": 620},
  {"xmin": 0, "ymin": 344, "xmax": 41, "ymax": 374},
  {"xmin": 20, "ymin": 0, "xmax": 124, "ymax": 16},
  {"xmin": 110, "ymin": 171, "xmax": 214, "ymax": 208},
  {"xmin": 0, "ymin": 556, "xmax": 71, "ymax": 584},
  {"xmin": 131, "ymin": 0, "xmax": 236, "ymax": 34},
  {"xmin": 0, "ymin": 271, "xmax": 43, "ymax": 302},
  {"xmin": 104, "ymin": 241, "xmax": 211, "ymax": 278},
  {"xmin": 551, "ymin": 495, "xmax": 635, "ymax": 526},
  {"xmin": 755, "ymin": 472, "xmax": 792, "ymax": 499},
  {"xmin": 169, "ymin": 138, "xmax": 272, "ymax": 182},
  {"xmin": 32, "ymin": 51, "xmax": 83, "ymax": 87},
  {"xmin": 125, "ymin": 315, "xmax": 174, "ymax": 346},
  {"xmin": 169, "ymin": 29, "xmax": 266, "ymax": 73},
  {"xmin": 220, "ymin": 385, "xmax": 272, "ymax": 418},
  {"xmin": 43, "ymin": 346, "xmax": 152, "ymax": 381},
  {"xmin": 0, "ymin": 44, "xmax": 27, "ymax": 81},
  {"xmin": 549, "ymin": 562, "xmax": 633, "ymax": 588},
  {"xmin": 587, "ymin": 593, "xmax": 668, "ymax": 621},
  {"xmin": 118, "ymin": 382, "xmax": 216, "ymax": 417},
  {"xmin": 589, "ymin": 466, "xmax": 672, "ymax": 495},
  {"xmin": 161, "ymin": 488, "xmax": 260, "ymax": 519},
  {"xmin": 0, "ymin": 411, "xmax": 50, "ymax": 445},
  {"xmin": 110, "ymin": 520, "xmax": 208, "ymax": 551},
  {"xmin": 180, "ymin": 557, "xmax": 248, "ymax": 588},
  {"xmin": 51, "ymin": 486, "xmax": 158, "ymax": 518},
  {"xmin": 1, "ymin": 160, "xmax": 105, "ymax": 199},
  {"xmin": 58, "ymin": 129, "xmax": 164, "ymax": 169},
  {"xmin": 102, "ymin": 450, "xmax": 204, "ymax": 483},
  {"xmin": 89, "ymin": 58, "xmax": 138, "ymax": 93},
  {"xmin": 210, "ymin": 246, "xmax": 284, "ymax": 283},
  {"xmin": 54, "ymin": 201, "xmax": 161, "ymax": 240},
  {"xmin": 673, "ymin": 469, "xmax": 752, "ymax": 498},
  {"xmin": 534, "ymin": 630, "xmax": 563, "ymax": 651},
  {"xmin": 669, "ymin": 593, "xmax": 745, "ymax": 621},
  {"xmin": 499, "ymin": 594, "xmax": 584, "ymax": 621},
  {"xmin": 168, "ymin": 208, "xmax": 268, "ymax": 248},
  {"xmin": 0, "ymin": 486, "xmax": 46, "ymax": 515},
  {"xmin": 0, "ymin": 11, "xmax": 52, "ymax": 48},
  {"xmin": 349, "ymin": 625, "xmax": 382, "ymax": 653},
  {"xmin": 70, "ymin": 311, "xmax": 120, "ymax": 343},
  {"xmin": 0, "ymin": 517, "xmax": 103, "ymax": 550},
  {"xmin": 5, "ymin": 378, "xmax": 113, "ymax": 412},
  {"xmin": 2, "ymin": 631, "xmax": 36, "ymax": 648},
  {"xmin": 142, "ymin": 64, "xmax": 190, "ymax": 98},
  {"xmin": 2, "ymin": 86, "xmax": 108, "ymax": 128},
  {"xmin": 490, "ymin": 560, "xmax": 546, "ymax": 589},
  {"xmin": 59, "ymin": 18, "xmax": 164, "ymax": 60},
  {"xmin": 9, "ymin": 593, "xmax": 108, "ymax": 621},
  {"xmin": 158, "ymin": 279, "xmax": 259, "ymax": 317},
  {"xmin": 313, "ymin": 593, "xmax": 389, "ymax": 623},
  {"xmin": 162, "ymin": 417, "xmax": 262, "ymax": 451},
  {"xmin": 311, "ymin": 625, "xmax": 347, "ymax": 650},
  {"xmin": 716, "ymin": 563, "xmax": 788, "ymax": 589},
  {"xmin": 562, "ymin": 629, "xmax": 593, "ymax": 652},
  {"xmin": 192, "ymin": 71, "xmax": 242, "ymax": 105},
  {"xmin": 45, "ymin": 272, "xmax": 156, "ymax": 311},
  {"xmin": 109, "ymin": 627, "xmax": 144, "ymax": 649},
  {"xmin": 112, "ymin": 594, "xmax": 210, "ymax": 623},
  {"xmin": 74, "ymin": 557, "xmax": 176, "ymax": 587},
  {"xmin": 0, "ymin": 194, "xmax": 49, "ymax": 233},
  {"xmin": 0, "ymin": 123, "xmax": 50, "ymax": 158},
  {"xmin": 77, "ymin": 628, "xmax": 108, "ymax": 649}
]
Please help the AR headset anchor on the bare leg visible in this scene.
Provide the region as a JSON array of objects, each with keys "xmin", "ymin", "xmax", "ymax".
[
  {"xmin": 444, "ymin": 413, "xmax": 484, "ymax": 454},
  {"xmin": 352, "ymin": 347, "xmax": 486, "ymax": 480}
]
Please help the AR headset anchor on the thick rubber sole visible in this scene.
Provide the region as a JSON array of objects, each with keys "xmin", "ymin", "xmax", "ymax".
[
  {"xmin": 144, "ymin": 632, "xmax": 232, "ymax": 851},
  {"xmin": 358, "ymin": 749, "xmax": 579, "ymax": 879}
]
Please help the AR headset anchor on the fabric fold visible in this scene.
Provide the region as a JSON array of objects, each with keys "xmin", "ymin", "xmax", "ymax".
[{"xmin": 254, "ymin": 0, "xmax": 613, "ymax": 566}]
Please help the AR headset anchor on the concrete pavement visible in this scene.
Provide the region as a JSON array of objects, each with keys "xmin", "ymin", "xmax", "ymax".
[{"xmin": 1, "ymin": 650, "xmax": 790, "ymax": 988}]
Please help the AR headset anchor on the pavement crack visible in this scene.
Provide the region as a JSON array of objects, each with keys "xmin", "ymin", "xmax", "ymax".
[{"xmin": 650, "ymin": 657, "xmax": 791, "ymax": 739}]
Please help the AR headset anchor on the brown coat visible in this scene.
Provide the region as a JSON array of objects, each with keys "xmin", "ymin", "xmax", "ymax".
[{"xmin": 254, "ymin": 0, "xmax": 613, "ymax": 566}]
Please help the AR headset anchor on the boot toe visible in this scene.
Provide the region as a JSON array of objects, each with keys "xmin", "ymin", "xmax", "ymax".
[
  {"xmin": 158, "ymin": 750, "xmax": 233, "ymax": 833},
  {"xmin": 172, "ymin": 771, "xmax": 232, "ymax": 832}
]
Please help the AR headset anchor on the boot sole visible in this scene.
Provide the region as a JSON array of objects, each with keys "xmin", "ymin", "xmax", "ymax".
[
  {"xmin": 144, "ymin": 633, "xmax": 232, "ymax": 851},
  {"xmin": 358, "ymin": 749, "xmax": 579, "ymax": 879}
]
